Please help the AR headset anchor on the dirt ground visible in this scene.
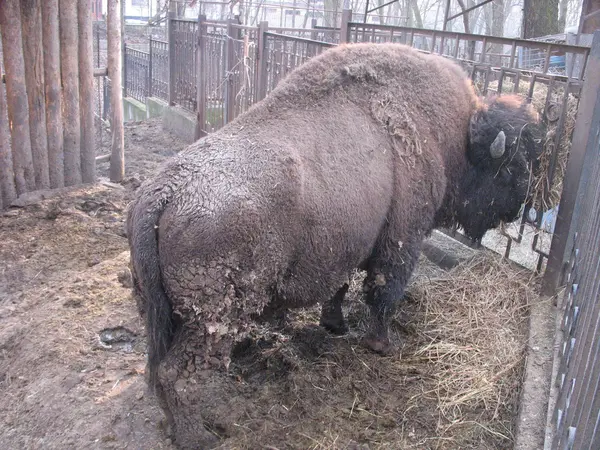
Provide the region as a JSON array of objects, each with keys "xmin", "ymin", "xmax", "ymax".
[{"xmin": 0, "ymin": 118, "xmax": 536, "ymax": 449}]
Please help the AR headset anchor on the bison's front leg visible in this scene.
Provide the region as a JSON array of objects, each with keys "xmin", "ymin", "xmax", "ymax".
[
  {"xmin": 362, "ymin": 240, "xmax": 421, "ymax": 354},
  {"xmin": 320, "ymin": 283, "xmax": 350, "ymax": 335}
]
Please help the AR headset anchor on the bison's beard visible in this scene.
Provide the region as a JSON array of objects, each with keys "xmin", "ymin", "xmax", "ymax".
[{"xmin": 455, "ymin": 170, "xmax": 527, "ymax": 243}]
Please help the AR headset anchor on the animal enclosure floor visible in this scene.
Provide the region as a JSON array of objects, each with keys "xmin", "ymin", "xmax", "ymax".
[{"xmin": 0, "ymin": 119, "xmax": 537, "ymax": 449}]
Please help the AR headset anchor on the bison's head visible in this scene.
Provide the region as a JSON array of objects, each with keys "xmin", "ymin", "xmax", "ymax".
[{"xmin": 456, "ymin": 95, "xmax": 542, "ymax": 243}]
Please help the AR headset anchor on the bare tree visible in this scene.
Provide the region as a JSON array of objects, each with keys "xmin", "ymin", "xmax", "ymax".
[{"xmin": 523, "ymin": 0, "xmax": 560, "ymax": 38}]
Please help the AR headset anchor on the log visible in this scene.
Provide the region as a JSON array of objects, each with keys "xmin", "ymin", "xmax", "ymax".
[
  {"xmin": 42, "ymin": 0, "xmax": 65, "ymax": 188},
  {"xmin": 107, "ymin": 0, "xmax": 125, "ymax": 183},
  {"xmin": 60, "ymin": 0, "xmax": 82, "ymax": 186},
  {"xmin": 79, "ymin": 0, "xmax": 96, "ymax": 183},
  {"xmin": 21, "ymin": 0, "xmax": 51, "ymax": 189},
  {"xmin": 0, "ymin": 0, "xmax": 36, "ymax": 194},
  {"xmin": 0, "ymin": 59, "xmax": 18, "ymax": 208}
]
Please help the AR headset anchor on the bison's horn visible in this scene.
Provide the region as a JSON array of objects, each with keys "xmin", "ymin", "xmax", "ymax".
[{"xmin": 490, "ymin": 130, "xmax": 506, "ymax": 159}]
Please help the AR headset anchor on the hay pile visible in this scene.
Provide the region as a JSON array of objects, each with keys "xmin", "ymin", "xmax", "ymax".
[
  {"xmin": 482, "ymin": 79, "xmax": 579, "ymax": 212},
  {"xmin": 212, "ymin": 253, "xmax": 536, "ymax": 449}
]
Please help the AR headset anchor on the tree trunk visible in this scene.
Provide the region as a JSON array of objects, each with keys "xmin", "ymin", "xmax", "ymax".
[
  {"xmin": 0, "ymin": 0, "xmax": 35, "ymax": 194},
  {"xmin": 580, "ymin": 0, "xmax": 600, "ymax": 34},
  {"xmin": 410, "ymin": 0, "xmax": 424, "ymax": 28},
  {"xmin": 0, "ymin": 59, "xmax": 18, "ymax": 207},
  {"xmin": 491, "ymin": 0, "xmax": 505, "ymax": 65},
  {"xmin": 60, "ymin": 0, "xmax": 82, "ymax": 186},
  {"xmin": 42, "ymin": 0, "xmax": 65, "ymax": 189},
  {"xmin": 323, "ymin": 0, "xmax": 339, "ymax": 27},
  {"xmin": 523, "ymin": 0, "xmax": 560, "ymax": 38},
  {"xmin": 456, "ymin": 0, "xmax": 471, "ymax": 33},
  {"xmin": 78, "ymin": 0, "xmax": 96, "ymax": 183},
  {"xmin": 558, "ymin": 0, "xmax": 568, "ymax": 31},
  {"xmin": 21, "ymin": 0, "xmax": 50, "ymax": 190},
  {"xmin": 108, "ymin": 0, "xmax": 125, "ymax": 182}
]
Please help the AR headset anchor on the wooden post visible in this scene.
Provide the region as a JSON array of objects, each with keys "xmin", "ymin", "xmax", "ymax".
[
  {"xmin": 195, "ymin": 14, "xmax": 207, "ymax": 140},
  {"xmin": 0, "ymin": 58, "xmax": 18, "ymax": 208},
  {"xmin": 340, "ymin": 9, "xmax": 352, "ymax": 43},
  {"xmin": 60, "ymin": 0, "xmax": 82, "ymax": 186},
  {"xmin": 108, "ymin": 0, "xmax": 125, "ymax": 182},
  {"xmin": 79, "ymin": 0, "xmax": 96, "ymax": 184},
  {"xmin": 168, "ymin": 3, "xmax": 177, "ymax": 106},
  {"xmin": 42, "ymin": 0, "xmax": 65, "ymax": 189},
  {"xmin": 256, "ymin": 21, "xmax": 268, "ymax": 102},
  {"xmin": 21, "ymin": 0, "xmax": 50, "ymax": 190},
  {"xmin": 0, "ymin": 0, "xmax": 35, "ymax": 194}
]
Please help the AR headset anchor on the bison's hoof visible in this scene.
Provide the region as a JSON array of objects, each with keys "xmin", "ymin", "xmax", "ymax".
[
  {"xmin": 320, "ymin": 318, "xmax": 349, "ymax": 336},
  {"xmin": 362, "ymin": 335, "xmax": 393, "ymax": 356}
]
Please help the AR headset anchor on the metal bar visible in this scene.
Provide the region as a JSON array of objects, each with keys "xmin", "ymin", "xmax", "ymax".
[
  {"xmin": 263, "ymin": 32, "xmax": 336, "ymax": 47},
  {"xmin": 195, "ymin": 14, "xmax": 207, "ymax": 140},
  {"xmin": 148, "ymin": 38, "xmax": 153, "ymax": 98},
  {"xmin": 168, "ymin": 12, "xmax": 176, "ymax": 106},
  {"xmin": 346, "ymin": 22, "xmax": 591, "ymax": 54}
]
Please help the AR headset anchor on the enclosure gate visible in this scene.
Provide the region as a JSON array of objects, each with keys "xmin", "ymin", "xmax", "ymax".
[{"xmin": 549, "ymin": 34, "xmax": 600, "ymax": 450}]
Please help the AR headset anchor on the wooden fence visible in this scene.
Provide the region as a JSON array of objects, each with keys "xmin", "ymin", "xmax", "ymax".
[
  {"xmin": 0, "ymin": 0, "xmax": 125, "ymax": 209},
  {"xmin": 0, "ymin": 0, "xmax": 97, "ymax": 208}
]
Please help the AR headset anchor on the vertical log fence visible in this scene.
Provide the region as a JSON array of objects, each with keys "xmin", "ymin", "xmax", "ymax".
[{"xmin": 0, "ymin": 0, "xmax": 124, "ymax": 206}]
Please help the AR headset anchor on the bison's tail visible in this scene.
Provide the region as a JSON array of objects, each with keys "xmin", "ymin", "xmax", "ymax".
[{"xmin": 127, "ymin": 191, "xmax": 174, "ymax": 392}]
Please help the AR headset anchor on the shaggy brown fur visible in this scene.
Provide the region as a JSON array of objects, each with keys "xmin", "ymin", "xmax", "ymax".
[{"xmin": 126, "ymin": 42, "xmax": 540, "ymax": 448}]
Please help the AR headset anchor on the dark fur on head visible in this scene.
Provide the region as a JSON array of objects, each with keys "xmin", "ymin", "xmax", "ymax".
[{"xmin": 455, "ymin": 95, "xmax": 543, "ymax": 242}]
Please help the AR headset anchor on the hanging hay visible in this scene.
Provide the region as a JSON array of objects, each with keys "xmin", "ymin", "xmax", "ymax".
[
  {"xmin": 205, "ymin": 253, "xmax": 536, "ymax": 449},
  {"xmin": 480, "ymin": 78, "xmax": 579, "ymax": 212}
]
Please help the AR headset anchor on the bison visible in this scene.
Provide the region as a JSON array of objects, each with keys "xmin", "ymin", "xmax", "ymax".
[{"xmin": 127, "ymin": 42, "xmax": 541, "ymax": 447}]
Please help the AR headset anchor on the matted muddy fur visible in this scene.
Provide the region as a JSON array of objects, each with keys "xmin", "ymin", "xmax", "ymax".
[{"xmin": 126, "ymin": 42, "xmax": 541, "ymax": 448}]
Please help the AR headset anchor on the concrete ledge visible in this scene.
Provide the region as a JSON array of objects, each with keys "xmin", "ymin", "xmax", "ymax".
[
  {"xmin": 123, "ymin": 97, "xmax": 147, "ymax": 122},
  {"xmin": 147, "ymin": 97, "xmax": 167, "ymax": 118},
  {"xmin": 514, "ymin": 294, "xmax": 558, "ymax": 450},
  {"xmin": 421, "ymin": 229, "xmax": 477, "ymax": 270},
  {"xmin": 162, "ymin": 105, "xmax": 196, "ymax": 144}
]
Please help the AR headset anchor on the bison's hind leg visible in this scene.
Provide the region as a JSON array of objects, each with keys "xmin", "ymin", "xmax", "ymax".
[
  {"xmin": 157, "ymin": 326, "xmax": 240, "ymax": 449},
  {"xmin": 320, "ymin": 283, "xmax": 350, "ymax": 335}
]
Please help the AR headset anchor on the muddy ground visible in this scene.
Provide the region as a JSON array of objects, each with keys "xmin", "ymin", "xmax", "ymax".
[{"xmin": 0, "ymin": 118, "xmax": 535, "ymax": 449}]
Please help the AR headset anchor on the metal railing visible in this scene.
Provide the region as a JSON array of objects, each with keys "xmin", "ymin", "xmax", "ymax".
[
  {"xmin": 261, "ymin": 32, "xmax": 335, "ymax": 97},
  {"xmin": 550, "ymin": 33, "xmax": 600, "ymax": 449},
  {"xmin": 170, "ymin": 18, "xmax": 199, "ymax": 111},
  {"xmin": 124, "ymin": 45, "xmax": 149, "ymax": 103},
  {"xmin": 149, "ymin": 38, "xmax": 169, "ymax": 102}
]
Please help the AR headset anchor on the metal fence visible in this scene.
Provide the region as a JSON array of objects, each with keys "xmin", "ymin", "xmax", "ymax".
[
  {"xmin": 549, "ymin": 31, "xmax": 600, "ymax": 450},
  {"xmin": 261, "ymin": 32, "xmax": 335, "ymax": 97},
  {"xmin": 149, "ymin": 39, "xmax": 169, "ymax": 102},
  {"xmin": 124, "ymin": 45, "xmax": 149, "ymax": 103},
  {"xmin": 170, "ymin": 18, "xmax": 198, "ymax": 112}
]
